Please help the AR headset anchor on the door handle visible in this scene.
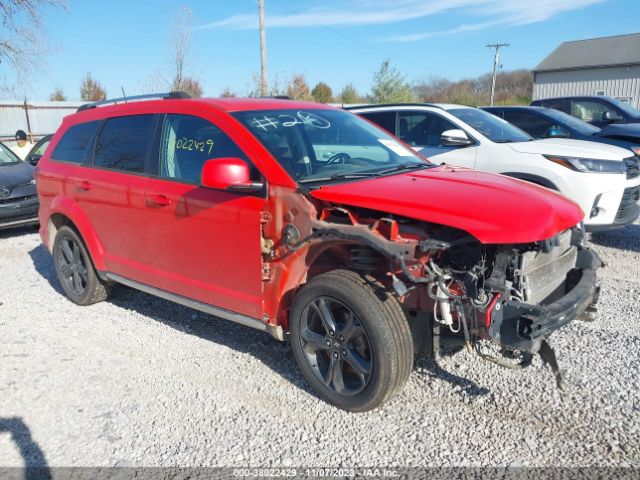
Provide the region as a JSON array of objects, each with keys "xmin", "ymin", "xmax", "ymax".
[
  {"xmin": 77, "ymin": 180, "xmax": 93, "ymax": 191},
  {"xmin": 145, "ymin": 194, "xmax": 172, "ymax": 207}
]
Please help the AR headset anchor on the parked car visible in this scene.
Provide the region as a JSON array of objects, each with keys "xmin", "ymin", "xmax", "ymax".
[
  {"xmin": 0, "ymin": 141, "xmax": 39, "ymax": 229},
  {"xmin": 36, "ymin": 93, "xmax": 601, "ymax": 411},
  {"xmin": 26, "ymin": 134, "xmax": 53, "ymax": 166},
  {"xmin": 482, "ymin": 105, "xmax": 640, "ymax": 153},
  {"xmin": 530, "ymin": 96, "xmax": 640, "ymax": 128},
  {"xmin": 349, "ymin": 104, "xmax": 640, "ymax": 231}
]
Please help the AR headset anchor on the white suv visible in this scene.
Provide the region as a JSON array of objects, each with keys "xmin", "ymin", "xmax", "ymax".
[{"xmin": 349, "ymin": 104, "xmax": 640, "ymax": 231}]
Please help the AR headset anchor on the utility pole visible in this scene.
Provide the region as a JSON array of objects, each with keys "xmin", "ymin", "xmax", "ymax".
[
  {"xmin": 258, "ymin": 0, "xmax": 268, "ymax": 96},
  {"xmin": 487, "ymin": 42, "xmax": 509, "ymax": 106}
]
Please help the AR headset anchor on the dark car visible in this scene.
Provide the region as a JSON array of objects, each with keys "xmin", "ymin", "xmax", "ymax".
[
  {"xmin": 482, "ymin": 106, "xmax": 640, "ymax": 156},
  {"xmin": 530, "ymin": 96, "xmax": 640, "ymax": 128},
  {"xmin": 0, "ymin": 141, "xmax": 39, "ymax": 229},
  {"xmin": 25, "ymin": 134, "xmax": 53, "ymax": 165}
]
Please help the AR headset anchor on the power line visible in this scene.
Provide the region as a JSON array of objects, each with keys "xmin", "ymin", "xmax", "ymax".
[{"xmin": 486, "ymin": 42, "xmax": 509, "ymax": 106}]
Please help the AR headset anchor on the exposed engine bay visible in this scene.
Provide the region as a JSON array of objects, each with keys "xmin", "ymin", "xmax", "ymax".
[{"xmin": 260, "ymin": 191, "xmax": 602, "ymax": 389}]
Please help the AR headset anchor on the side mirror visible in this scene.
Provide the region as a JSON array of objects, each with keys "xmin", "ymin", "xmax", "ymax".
[
  {"xmin": 200, "ymin": 157, "xmax": 263, "ymax": 193},
  {"xmin": 441, "ymin": 129, "xmax": 473, "ymax": 147},
  {"xmin": 28, "ymin": 154, "xmax": 42, "ymax": 166},
  {"xmin": 603, "ymin": 111, "xmax": 622, "ymax": 123}
]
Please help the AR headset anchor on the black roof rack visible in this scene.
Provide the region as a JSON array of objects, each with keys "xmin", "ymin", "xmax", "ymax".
[
  {"xmin": 343, "ymin": 103, "xmax": 443, "ymax": 110},
  {"xmin": 77, "ymin": 91, "xmax": 191, "ymax": 112},
  {"xmin": 257, "ymin": 95, "xmax": 291, "ymax": 100}
]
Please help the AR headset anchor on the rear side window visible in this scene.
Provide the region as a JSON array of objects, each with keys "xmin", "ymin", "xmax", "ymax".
[
  {"xmin": 539, "ymin": 99, "xmax": 565, "ymax": 111},
  {"xmin": 359, "ymin": 111, "xmax": 397, "ymax": 134},
  {"xmin": 159, "ymin": 114, "xmax": 249, "ymax": 184},
  {"xmin": 51, "ymin": 121, "xmax": 100, "ymax": 163},
  {"xmin": 93, "ymin": 115, "xmax": 155, "ymax": 173},
  {"xmin": 502, "ymin": 111, "xmax": 555, "ymax": 138}
]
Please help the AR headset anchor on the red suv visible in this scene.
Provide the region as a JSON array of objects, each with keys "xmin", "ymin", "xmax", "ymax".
[{"xmin": 35, "ymin": 93, "xmax": 601, "ymax": 411}]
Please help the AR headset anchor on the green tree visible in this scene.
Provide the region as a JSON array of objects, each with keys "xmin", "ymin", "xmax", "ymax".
[
  {"xmin": 311, "ymin": 81, "xmax": 333, "ymax": 103},
  {"xmin": 371, "ymin": 60, "xmax": 414, "ymax": 103},
  {"xmin": 339, "ymin": 83, "xmax": 360, "ymax": 104},
  {"xmin": 80, "ymin": 73, "xmax": 106, "ymax": 101},
  {"xmin": 286, "ymin": 74, "xmax": 313, "ymax": 101},
  {"xmin": 49, "ymin": 88, "xmax": 66, "ymax": 101}
]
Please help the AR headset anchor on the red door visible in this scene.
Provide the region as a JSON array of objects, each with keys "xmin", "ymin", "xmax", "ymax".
[
  {"xmin": 142, "ymin": 113, "xmax": 264, "ymax": 319},
  {"xmin": 74, "ymin": 114, "xmax": 156, "ymax": 282}
]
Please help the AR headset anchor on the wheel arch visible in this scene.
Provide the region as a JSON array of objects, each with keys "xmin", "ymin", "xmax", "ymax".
[
  {"xmin": 500, "ymin": 172, "xmax": 559, "ymax": 190},
  {"xmin": 269, "ymin": 242, "xmax": 391, "ymax": 330},
  {"xmin": 46, "ymin": 196, "xmax": 106, "ymax": 271}
]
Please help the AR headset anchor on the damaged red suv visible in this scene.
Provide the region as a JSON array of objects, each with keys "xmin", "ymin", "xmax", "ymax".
[{"xmin": 36, "ymin": 94, "xmax": 601, "ymax": 411}]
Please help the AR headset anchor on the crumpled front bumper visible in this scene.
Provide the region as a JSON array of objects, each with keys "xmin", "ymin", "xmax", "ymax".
[{"xmin": 488, "ymin": 249, "xmax": 602, "ymax": 352}]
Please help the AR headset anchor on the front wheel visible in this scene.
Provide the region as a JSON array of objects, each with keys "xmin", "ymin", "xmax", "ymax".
[{"xmin": 290, "ymin": 270, "xmax": 413, "ymax": 412}]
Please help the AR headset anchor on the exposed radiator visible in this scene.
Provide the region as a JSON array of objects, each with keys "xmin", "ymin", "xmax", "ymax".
[{"xmin": 519, "ymin": 230, "xmax": 577, "ymax": 305}]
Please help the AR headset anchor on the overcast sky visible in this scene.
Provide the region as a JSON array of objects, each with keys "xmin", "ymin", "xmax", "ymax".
[{"xmin": 6, "ymin": 0, "xmax": 638, "ymax": 100}]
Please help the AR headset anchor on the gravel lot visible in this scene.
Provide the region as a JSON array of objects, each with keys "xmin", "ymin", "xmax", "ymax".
[{"xmin": 1, "ymin": 222, "xmax": 639, "ymax": 468}]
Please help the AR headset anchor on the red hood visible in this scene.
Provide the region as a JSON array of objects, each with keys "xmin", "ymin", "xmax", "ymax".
[{"xmin": 309, "ymin": 166, "xmax": 584, "ymax": 244}]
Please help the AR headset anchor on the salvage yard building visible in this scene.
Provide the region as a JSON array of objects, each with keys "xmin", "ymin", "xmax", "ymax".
[{"xmin": 533, "ymin": 33, "xmax": 640, "ymax": 109}]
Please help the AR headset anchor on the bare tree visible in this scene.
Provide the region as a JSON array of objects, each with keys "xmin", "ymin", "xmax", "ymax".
[
  {"xmin": 286, "ymin": 74, "xmax": 313, "ymax": 101},
  {"xmin": 0, "ymin": 0, "xmax": 66, "ymax": 93},
  {"xmin": 80, "ymin": 72, "xmax": 106, "ymax": 101},
  {"xmin": 49, "ymin": 87, "xmax": 66, "ymax": 101},
  {"xmin": 169, "ymin": 6, "xmax": 204, "ymax": 97},
  {"xmin": 220, "ymin": 87, "xmax": 237, "ymax": 98}
]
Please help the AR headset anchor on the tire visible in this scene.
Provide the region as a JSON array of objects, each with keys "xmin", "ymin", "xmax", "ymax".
[
  {"xmin": 53, "ymin": 225, "xmax": 110, "ymax": 305},
  {"xmin": 290, "ymin": 269, "xmax": 413, "ymax": 412}
]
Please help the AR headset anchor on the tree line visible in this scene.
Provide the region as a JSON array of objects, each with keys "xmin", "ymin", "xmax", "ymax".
[{"xmin": 49, "ymin": 60, "xmax": 533, "ymax": 106}]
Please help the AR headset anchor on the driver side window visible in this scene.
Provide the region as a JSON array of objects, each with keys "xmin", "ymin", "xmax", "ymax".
[
  {"xmin": 570, "ymin": 100, "xmax": 616, "ymax": 123},
  {"xmin": 159, "ymin": 114, "xmax": 251, "ymax": 185},
  {"xmin": 398, "ymin": 112, "xmax": 458, "ymax": 147}
]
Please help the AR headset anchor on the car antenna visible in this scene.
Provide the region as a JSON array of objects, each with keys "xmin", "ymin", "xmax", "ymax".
[{"xmin": 121, "ymin": 87, "xmax": 127, "ymax": 103}]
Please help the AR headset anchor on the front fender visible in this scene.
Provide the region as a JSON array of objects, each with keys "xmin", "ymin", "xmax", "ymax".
[{"xmin": 47, "ymin": 196, "xmax": 106, "ymax": 271}]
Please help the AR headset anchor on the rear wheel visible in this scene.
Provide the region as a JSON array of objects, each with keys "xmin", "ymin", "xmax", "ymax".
[
  {"xmin": 290, "ymin": 269, "xmax": 413, "ymax": 411},
  {"xmin": 53, "ymin": 225, "xmax": 110, "ymax": 305}
]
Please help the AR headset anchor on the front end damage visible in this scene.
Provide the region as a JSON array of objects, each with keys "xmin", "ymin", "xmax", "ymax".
[{"xmin": 260, "ymin": 187, "xmax": 602, "ymax": 387}]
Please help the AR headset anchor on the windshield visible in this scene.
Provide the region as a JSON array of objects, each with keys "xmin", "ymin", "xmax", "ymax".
[
  {"xmin": 233, "ymin": 108, "xmax": 430, "ymax": 184},
  {"xmin": 0, "ymin": 142, "xmax": 22, "ymax": 165},
  {"xmin": 607, "ymin": 97, "xmax": 640, "ymax": 118},
  {"xmin": 448, "ymin": 108, "xmax": 532, "ymax": 143},
  {"xmin": 542, "ymin": 108, "xmax": 601, "ymax": 135}
]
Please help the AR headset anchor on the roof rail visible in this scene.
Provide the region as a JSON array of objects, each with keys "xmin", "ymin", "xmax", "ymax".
[
  {"xmin": 77, "ymin": 91, "xmax": 191, "ymax": 112},
  {"xmin": 258, "ymin": 95, "xmax": 291, "ymax": 100},
  {"xmin": 343, "ymin": 103, "xmax": 443, "ymax": 110}
]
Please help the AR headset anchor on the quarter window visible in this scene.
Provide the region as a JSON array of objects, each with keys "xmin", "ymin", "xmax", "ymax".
[
  {"xmin": 93, "ymin": 115, "xmax": 155, "ymax": 173},
  {"xmin": 159, "ymin": 114, "xmax": 249, "ymax": 184},
  {"xmin": 51, "ymin": 121, "xmax": 100, "ymax": 164}
]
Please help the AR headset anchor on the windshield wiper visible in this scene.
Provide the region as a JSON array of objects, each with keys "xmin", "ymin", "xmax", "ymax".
[
  {"xmin": 298, "ymin": 172, "xmax": 378, "ymax": 184},
  {"xmin": 374, "ymin": 163, "xmax": 429, "ymax": 175}
]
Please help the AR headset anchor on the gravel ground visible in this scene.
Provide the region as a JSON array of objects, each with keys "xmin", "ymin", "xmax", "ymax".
[{"xmin": 1, "ymin": 222, "xmax": 639, "ymax": 468}]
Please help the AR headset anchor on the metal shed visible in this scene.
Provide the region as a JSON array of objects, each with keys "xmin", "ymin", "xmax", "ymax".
[
  {"xmin": 0, "ymin": 100, "xmax": 83, "ymax": 145},
  {"xmin": 532, "ymin": 33, "xmax": 640, "ymax": 108}
]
